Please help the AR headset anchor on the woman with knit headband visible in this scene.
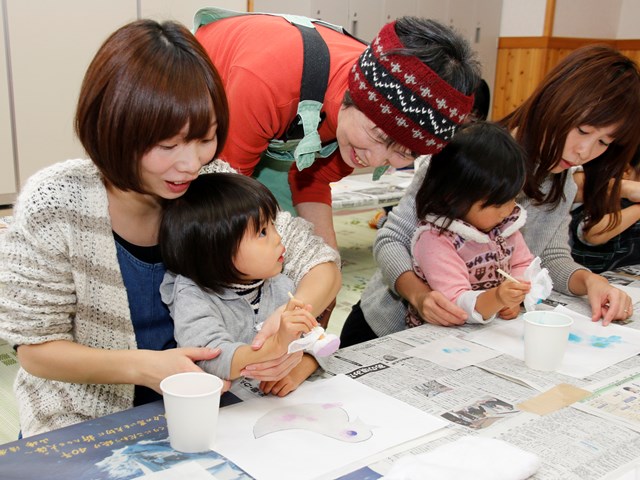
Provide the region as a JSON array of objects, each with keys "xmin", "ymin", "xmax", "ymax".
[
  {"xmin": 341, "ymin": 44, "xmax": 640, "ymax": 347},
  {"xmin": 195, "ymin": 15, "xmax": 481, "ymax": 249}
]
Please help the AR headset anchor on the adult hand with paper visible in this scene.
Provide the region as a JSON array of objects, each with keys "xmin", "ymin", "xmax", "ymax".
[
  {"xmin": 577, "ymin": 272, "xmax": 634, "ymax": 325},
  {"xmin": 521, "ymin": 257, "xmax": 632, "ymax": 325}
]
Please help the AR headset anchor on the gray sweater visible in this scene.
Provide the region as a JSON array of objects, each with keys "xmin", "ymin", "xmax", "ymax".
[
  {"xmin": 0, "ymin": 159, "xmax": 340, "ymax": 436},
  {"xmin": 161, "ymin": 271, "xmax": 331, "ymax": 379},
  {"xmin": 361, "ymin": 161, "xmax": 587, "ymax": 337},
  {"xmin": 161, "ymin": 273, "xmax": 294, "ymax": 379}
]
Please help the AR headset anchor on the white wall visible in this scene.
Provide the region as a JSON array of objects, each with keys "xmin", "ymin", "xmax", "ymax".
[
  {"xmin": 499, "ymin": 0, "xmax": 546, "ymax": 36},
  {"xmin": 618, "ymin": 0, "xmax": 640, "ymax": 39},
  {"xmin": 6, "ymin": 0, "xmax": 137, "ymax": 187},
  {"xmin": 500, "ymin": 0, "xmax": 640, "ymax": 38},
  {"xmin": 140, "ymin": 0, "xmax": 238, "ymax": 29},
  {"xmin": 554, "ymin": 0, "xmax": 621, "ymax": 38}
]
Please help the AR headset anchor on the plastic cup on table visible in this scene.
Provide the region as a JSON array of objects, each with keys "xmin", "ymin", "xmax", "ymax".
[
  {"xmin": 523, "ymin": 311, "xmax": 574, "ymax": 372},
  {"xmin": 160, "ymin": 371, "xmax": 223, "ymax": 453}
]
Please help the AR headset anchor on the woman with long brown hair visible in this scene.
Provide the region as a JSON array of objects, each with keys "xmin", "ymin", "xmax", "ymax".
[
  {"xmin": 341, "ymin": 44, "xmax": 640, "ymax": 347},
  {"xmin": 500, "ymin": 44, "xmax": 640, "ymax": 317}
]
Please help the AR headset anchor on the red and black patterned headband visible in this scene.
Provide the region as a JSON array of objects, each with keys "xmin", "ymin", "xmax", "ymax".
[{"xmin": 348, "ymin": 20, "xmax": 474, "ymax": 155}]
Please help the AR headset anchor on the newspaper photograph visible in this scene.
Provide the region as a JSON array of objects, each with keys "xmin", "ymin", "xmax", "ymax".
[{"xmin": 575, "ymin": 368, "xmax": 640, "ymax": 433}]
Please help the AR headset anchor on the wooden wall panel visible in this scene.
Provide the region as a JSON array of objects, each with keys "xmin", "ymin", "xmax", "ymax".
[
  {"xmin": 492, "ymin": 48, "xmax": 548, "ymax": 120},
  {"xmin": 619, "ymin": 49, "xmax": 640, "ymax": 65},
  {"xmin": 492, "ymin": 38, "xmax": 640, "ymax": 121}
]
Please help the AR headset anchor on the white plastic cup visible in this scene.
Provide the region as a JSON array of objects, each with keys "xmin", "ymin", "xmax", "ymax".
[
  {"xmin": 523, "ymin": 311, "xmax": 574, "ymax": 371},
  {"xmin": 160, "ymin": 372, "xmax": 223, "ymax": 453}
]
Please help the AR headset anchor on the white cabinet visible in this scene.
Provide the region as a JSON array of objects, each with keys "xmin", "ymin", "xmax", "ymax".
[
  {"xmin": 252, "ymin": 0, "xmax": 422, "ymax": 41},
  {"xmin": 472, "ymin": 0, "xmax": 502, "ymax": 104},
  {"xmin": 140, "ymin": 0, "xmax": 247, "ymax": 26},
  {"xmin": 0, "ymin": 3, "xmax": 16, "ymax": 203},
  {"xmin": 251, "ymin": 0, "xmax": 311, "ymax": 17},
  {"xmin": 251, "ymin": 0, "xmax": 501, "ymax": 103},
  {"xmin": 448, "ymin": 0, "xmax": 502, "ymax": 111},
  {"xmin": 252, "ymin": 0, "xmax": 349, "ymax": 27},
  {"xmin": 0, "ymin": 1, "xmax": 246, "ymax": 203},
  {"xmin": 5, "ymin": 0, "xmax": 136, "ymax": 190},
  {"xmin": 416, "ymin": 0, "xmax": 449, "ymax": 24},
  {"xmin": 309, "ymin": 0, "xmax": 349, "ymax": 28},
  {"xmin": 448, "ymin": 0, "xmax": 477, "ymax": 41},
  {"xmin": 347, "ymin": 0, "xmax": 385, "ymax": 42},
  {"xmin": 383, "ymin": 0, "xmax": 419, "ymax": 24},
  {"xmin": 418, "ymin": 0, "xmax": 503, "ymax": 108},
  {"xmin": 345, "ymin": 0, "xmax": 418, "ymax": 42}
]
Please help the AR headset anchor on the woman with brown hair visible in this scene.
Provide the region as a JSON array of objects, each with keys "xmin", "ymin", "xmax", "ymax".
[
  {"xmin": 499, "ymin": 44, "xmax": 639, "ymax": 317},
  {"xmin": 0, "ymin": 19, "xmax": 340, "ymax": 436},
  {"xmin": 341, "ymin": 44, "xmax": 640, "ymax": 347}
]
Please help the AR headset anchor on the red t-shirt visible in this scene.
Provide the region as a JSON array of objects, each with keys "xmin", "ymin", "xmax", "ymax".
[{"xmin": 195, "ymin": 15, "xmax": 366, "ymax": 205}]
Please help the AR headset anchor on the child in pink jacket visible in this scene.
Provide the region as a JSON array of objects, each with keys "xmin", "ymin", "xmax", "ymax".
[{"xmin": 408, "ymin": 122, "xmax": 532, "ymax": 326}]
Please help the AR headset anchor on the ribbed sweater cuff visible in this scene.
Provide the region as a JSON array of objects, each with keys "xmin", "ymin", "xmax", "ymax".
[{"xmin": 375, "ymin": 249, "xmax": 413, "ymax": 293}]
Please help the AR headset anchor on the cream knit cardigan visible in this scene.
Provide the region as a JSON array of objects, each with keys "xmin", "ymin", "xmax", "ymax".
[{"xmin": 0, "ymin": 158, "xmax": 340, "ymax": 436}]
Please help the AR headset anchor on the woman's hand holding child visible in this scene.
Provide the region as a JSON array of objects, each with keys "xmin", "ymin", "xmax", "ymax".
[{"xmin": 145, "ymin": 347, "xmax": 231, "ymax": 394}]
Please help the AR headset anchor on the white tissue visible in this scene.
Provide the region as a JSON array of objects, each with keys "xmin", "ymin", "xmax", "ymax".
[
  {"xmin": 523, "ymin": 257, "xmax": 553, "ymax": 311},
  {"xmin": 287, "ymin": 326, "xmax": 340, "ymax": 357}
]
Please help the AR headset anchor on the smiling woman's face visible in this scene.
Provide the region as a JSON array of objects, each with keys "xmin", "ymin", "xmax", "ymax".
[
  {"xmin": 139, "ymin": 121, "xmax": 218, "ymax": 199},
  {"xmin": 336, "ymin": 106, "xmax": 416, "ymax": 170},
  {"xmin": 550, "ymin": 124, "xmax": 616, "ymax": 173}
]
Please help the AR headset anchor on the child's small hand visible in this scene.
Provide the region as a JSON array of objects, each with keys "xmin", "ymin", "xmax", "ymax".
[
  {"xmin": 284, "ymin": 295, "xmax": 312, "ymax": 313},
  {"xmin": 251, "ymin": 296, "xmax": 313, "ymax": 350},
  {"xmin": 496, "ymin": 280, "xmax": 531, "ymax": 309},
  {"xmin": 260, "ymin": 375, "xmax": 298, "ymax": 397},
  {"xmin": 498, "ymin": 305, "xmax": 521, "ymax": 320},
  {"xmin": 277, "ymin": 305, "xmax": 318, "ymax": 353},
  {"xmin": 259, "ymin": 356, "xmax": 315, "ymax": 396},
  {"xmin": 251, "ymin": 304, "xmax": 285, "ymax": 350}
]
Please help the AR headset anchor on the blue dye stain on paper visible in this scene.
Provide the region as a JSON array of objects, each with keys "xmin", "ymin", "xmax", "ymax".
[
  {"xmin": 442, "ymin": 347, "xmax": 471, "ymax": 354},
  {"xmin": 568, "ymin": 333, "xmax": 622, "ymax": 348}
]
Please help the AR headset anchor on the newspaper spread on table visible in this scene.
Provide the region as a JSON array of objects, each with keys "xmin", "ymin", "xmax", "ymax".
[
  {"xmin": 224, "ymin": 269, "xmax": 640, "ymax": 479},
  {"xmin": 330, "ymin": 170, "xmax": 414, "ymax": 210}
]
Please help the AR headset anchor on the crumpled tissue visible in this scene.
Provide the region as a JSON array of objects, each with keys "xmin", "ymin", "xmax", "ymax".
[
  {"xmin": 287, "ymin": 326, "xmax": 340, "ymax": 357},
  {"xmin": 523, "ymin": 256, "xmax": 553, "ymax": 311}
]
